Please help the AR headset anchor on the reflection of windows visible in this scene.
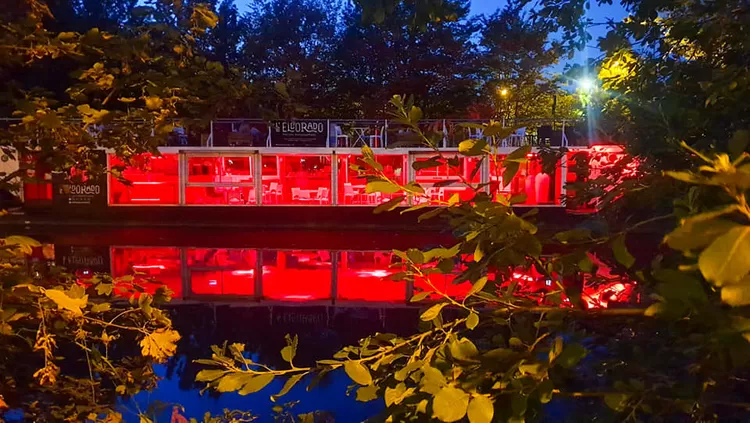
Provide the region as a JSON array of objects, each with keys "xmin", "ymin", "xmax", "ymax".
[
  {"xmin": 337, "ymin": 251, "xmax": 406, "ymax": 302},
  {"xmin": 186, "ymin": 155, "xmax": 255, "ymax": 206},
  {"xmin": 187, "ymin": 248, "xmax": 256, "ymax": 296},
  {"xmin": 337, "ymin": 155, "xmax": 407, "ymax": 206},
  {"xmin": 110, "ymin": 247, "xmax": 182, "ymax": 296},
  {"xmin": 109, "ymin": 154, "xmax": 179, "ymax": 205},
  {"xmin": 261, "ymin": 155, "xmax": 332, "ymax": 205},
  {"xmin": 262, "ymin": 250, "xmax": 331, "ymax": 300}
]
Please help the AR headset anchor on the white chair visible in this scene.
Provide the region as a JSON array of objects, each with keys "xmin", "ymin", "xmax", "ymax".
[
  {"xmin": 291, "ymin": 187, "xmax": 302, "ymax": 202},
  {"xmin": 315, "ymin": 187, "xmax": 329, "ymax": 204},
  {"xmin": 369, "ymin": 126, "xmax": 384, "ymax": 147},
  {"xmin": 344, "ymin": 183, "xmax": 358, "ymax": 204}
]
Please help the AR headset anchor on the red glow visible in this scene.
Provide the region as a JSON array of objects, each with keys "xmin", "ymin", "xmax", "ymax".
[
  {"xmin": 337, "ymin": 251, "xmax": 406, "ymax": 302},
  {"xmin": 490, "ymin": 155, "xmax": 559, "ymax": 205},
  {"xmin": 109, "ymin": 154, "xmax": 179, "ymax": 205},
  {"xmin": 261, "ymin": 155, "xmax": 332, "ymax": 205},
  {"xmin": 413, "ymin": 155, "xmax": 481, "ymax": 205},
  {"xmin": 262, "ymin": 250, "xmax": 332, "ymax": 300},
  {"xmin": 111, "ymin": 247, "xmax": 182, "ymax": 296},
  {"xmin": 337, "ymin": 155, "xmax": 407, "ymax": 206}
]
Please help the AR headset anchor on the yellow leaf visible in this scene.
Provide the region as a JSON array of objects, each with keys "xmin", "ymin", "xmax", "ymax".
[
  {"xmin": 145, "ymin": 96, "xmax": 163, "ymax": 110},
  {"xmin": 118, "ymin": 97, "xmax": 136, "ymax": 103},
  {"xmin": 3, "ymin": 235, "xmax": 41, "ymax": 255},
  {"xmin": 44, "ymin": 289, "xmax": 88, "ymax": 316},
  {"xmin": 139, "ymin": 329, "xmax": 180, "ymax": 362}
]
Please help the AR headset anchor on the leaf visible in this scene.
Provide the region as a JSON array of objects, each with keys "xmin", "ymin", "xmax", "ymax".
[
  {"xmin": 549, "ymin": 336, "xmax": 563, "ymax": 363},
  {"xmin": 216, "ymin": 373, "xmax": 252, "ymax": 393},
  {"xmin": 433, "ymin": 179, "xmax": 459, "ymax": 188},
  {"xmin": 356, "ymin": 384, "xmax": 379, "ymax": 402},
  {"xmin": 467, "ymin": 277, "xmax": 488, "ymax": 297},
  {"xmin": 344, "ymin": 361, "xmax": 373, "ymax": 385},
  {"xmin": 139, "ymin": 329, "xmax": 180, "ymax": 362},
  {"xmin": 90, "ymin": 303, "xmax": 111, "ymax": 313},
  {"xmin": 272, "ymin": 373, "xmax": 304, "ymax": 401},
  {"xmin": 721, "ymin": 280, "xmax": 750, "ymax": 306},
  {"xmin": 467, "ymin": 395, "xmax": 494, "ymax": 423},
  {"xmin": 665, "ymin": 218, "xmax": 739, "ymax": 251},
  {"xmin": 410, "ymin": 291, "xmax": 433, "ymax": 302},
  {"xmin": 466, "ymin": 312, "xmax": 479, "ymax": 330},
  {"xmin": 413, "ymin": 158, "xmax": 443, "ymax": 171},
  {"xmin": 698, "ymin": 226, "xmax": 750, "ymax": 286},
  {"xmin": 420, "ymin": 303, "xmax": 447, "ymax": 321},
  {"xmin": 418, "ymin": 207, "xmax": 444, "ymax": 222},
  {"xmin": 449, "ymin": 338, "xmax": 479, "ymax": 361},
  {"xmin": 45, "ymin": 289, "xmax": 88, "ymax": 315},
  {"xmin": 195, "ymin": 369, "xmax": 227, "ymax": 382},
  {"xmin": 96, "ymin": 283, "xmax": 113, "ymax": 296},
  {"xmin": 366, "ymin": 180, "xmax": 401, "ymax": 194},
  {"xmin": 511, "ymin": 393, "xmax": 528, "ymax": 416},
  {"xmin": 473, "ymin": 244, "xmax": 484, "ymax": 262},
  {"xmin": 554, "ymin": 228, "xmax": 592, "ymax": 244},
  {"xmin": 118, "ymin": 97, "xmax": 136, "ymax": 103},
  {"xmin": 458, "ymin": 139, "xmax": 487, "ymax": 156},
  {"xmin": 502, "ymin": 162, "xmax": 520, "ymax": 185},
  {"xmin": 385, "ymin": 383, "xmax": 406, "ymax": 406},
  {"xmin": 281, "ymin": 334, "xmax": 298, "ymax": 364},
  {"xmin": 610, "ymin": 234, "xmax": 635, "ymax": 269},
  {"xmin": 407, "ymin": 248, "xmax": 425, "ymax": 264},
  {"xmin": 3, "ymin": 235, "xmax": 41, "ymax": 255},
  {"xmin": 538, "ymin": 379, "xmax": 554, "ymax": 404},
  {"xmin": 432, "ymin": 386, "xmax": 469, "ymax": 422},
  {"xmin": 448, "ymin": 193, "xmax": 460, "ymax": 206},
  {"xmin": 604, "ymin": 393, "xmax": 630, "ymax": 412},
  {"xmin": 505, "ymin": 145, "xmax": 531, "ymax": 162},
  {"xmin": 239, "ymin": 373, "xmax": 274, "ymax": 395},
  {"xmin": 144, "ymin": 96, "xmax": 163, "ymax": 110},
  {"xmin": 374, "ymin": 196, "xmax": 405, "ymax": 214},
  {"xmin": 554, "ymin": 343, "xmax": 587, "ymax": 369}
]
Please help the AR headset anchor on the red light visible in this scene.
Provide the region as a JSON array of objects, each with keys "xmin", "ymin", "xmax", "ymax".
[{"xmin": 132, "ymin": 264, "xmax": 166, "ymax": 270}]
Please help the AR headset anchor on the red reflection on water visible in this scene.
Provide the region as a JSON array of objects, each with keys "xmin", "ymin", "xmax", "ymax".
[{"xmin": 110, "ymin": 247, "xmax": 182, "ymax": 296}]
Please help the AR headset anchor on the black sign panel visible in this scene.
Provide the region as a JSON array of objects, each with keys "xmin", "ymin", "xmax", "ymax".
[
  {"xmin": 270, "ymin": 120, "xmax": 327, "ymax": 147},
  {"xmin": 52, "ymin": 151, "xmax": 107, "ymax": 207},
  {"xmin": 54, "ymin": 245, "xmax": 111, "ymax": 273}
]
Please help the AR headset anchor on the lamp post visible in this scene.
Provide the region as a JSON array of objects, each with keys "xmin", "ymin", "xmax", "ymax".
[{"xmin": 498, "ymin": 87, "xmax": 510, "ymax": 126}]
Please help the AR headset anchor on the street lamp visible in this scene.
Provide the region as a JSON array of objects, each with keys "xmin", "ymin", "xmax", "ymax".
[{"xmin": 499, "ymin": 88, "xmax": 509, "ymax": 97}]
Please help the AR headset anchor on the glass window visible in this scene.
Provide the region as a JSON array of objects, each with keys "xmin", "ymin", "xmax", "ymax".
[
  {"xmin": 489, "ymin": 154, "xmax": 560, "ymax": 205},
  {"xmin": 262, "ymin": 250, "xmax": 331, "ymax": 300},
  {"xmin": 109, "ymin": 154, "xmax": 179, "ymax": 205},
  {"xmin": 337, "ymin": 154, "xmax": 407, "ymax": 206},
  {"xmin": 187, "ymin": 248, "xmax": 256, "ymax": 296},
  {"xmin": 261, "ymin": 155, "xmax": 332, "ymax": 205},
  {"xmin": 187, "ymin": 156, "xmax": 252, "ymax": 184},
  {"xmin": 110, "ymin": 247, "xmax": 182, "ymax": 297},
  {"xmin": 413, "ymin": 155, "xmax": 481, "ymax": 205},
  {"xmin": 337, "ymin": 251, "xmax": 406, "ymax": 302}
]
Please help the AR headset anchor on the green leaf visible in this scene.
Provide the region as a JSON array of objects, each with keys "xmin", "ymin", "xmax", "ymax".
[
  {"xmin": 665, "ymin": 219, "xmax": 739, "ymax": 251},
  {"xmin": 418, "ymin": 207, "xmax": 444, "ymax": 222},
  {"xmin": 466, "ymin": 312, "xmax": 479, "ymax": 330},
  {"xmin": 408, "ymin": 106, "xmax": 423, "ymax": 123},
  {"xmin": 467, "ymin": 277, "xmax": 489, "ymax": 297},
  {"xmin": 366, "ymin": 180, "xmax": 401, "ymax": 194},
  {"xmin": 195, "ymin": 369, "xmax": 227, "ymax": 382},
  {"xmin": 410, "ymin": 291, "xmax": 433, "ymax": 302},
  {"xmin": 537, "ymin": 379, "xmax": 554, "ymax": 404},
  {"xmin": 432, "ymin": 386, "xmax": 469, "ymax": 422},
  {"xmin": 271, "ymin": 373, "xmax": 305, "ymax": 402},
  {"xmin": 467, "ymin": 395, "xmax": 494, "ymax": 423},
  {"xmin": 548, "ymin": 337, "xmax": 563, "ymax": 363},
  {"xmin": 502, "ymin": 162, "xmax": 520, "ymax": 185},
  {"xmin": 413, "ymin": 158, "xmax": 443, "ymax": 171},
  {"xmin": 604, "ymin": 393, "xmax": 630, "ymax": 412},
  {"xmin": 238, "ymin": 373, "xmax": 274, "ymax": 395},
  {"xmin": 458, "ymin": 139, "xmax": 488, "ymax": 156},
  {"xmin": 407, "ymin": 248, "xmax": 425, "ymax": 264},
  {"xmin": 45, "ymin": 289, "xmax": 88, "ymax": 316},
  {"xmin": 554, "ymin": 343, "xmax": 587, "ymax": 368},
  {"xmin": 420, "ymin": 303, "xmax": 447, "ymax": 321},
  {"xmin": 344, "ymin": 361, "xmax": 373, "ymax": 385},
  {"xmin": 698, "ymin": 226, "xmax": 750, "ymax": 286},
  {"xmin": 374, "ymin": 196, "xmax": 405, "ymax": 214},
  {"xmin": 449, "ymin": 338, "xmax": 479, "ymax": 361},
  {"xmin": 610, "ymin": 234, "xmax": 635, "ymax": 269},
  {"xmin": 505, "ymin": 145, "xmax": 531, "ymax": 162},
  {"xmin": 554, "ymin": 228, "xmax": 592, "ymax": 244},
  {"xmin": 356, "ymin": 384, "xmax": 379, "ymax": 402}
]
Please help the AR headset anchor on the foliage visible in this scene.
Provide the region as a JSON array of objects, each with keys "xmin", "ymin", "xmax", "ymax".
[
  {"xmin": 0, "ymin": 235, "xmax": 179, "ymax": 421},
  {"xmin": 195, "ymin": 97, "xmax": 750, "ymax": 422}
]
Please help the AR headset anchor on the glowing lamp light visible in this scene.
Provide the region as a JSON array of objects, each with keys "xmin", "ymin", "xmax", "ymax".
[
  {"xmin": 231, "ymin": 270, "xmax": 255, "ymax": 276},
  {"xmin": 208, "ymin": 279, "xmax": 218, "ymax": 286},
  {"xmin": 357, "ymin": 270, "xmax": 390, "ymax": 278},
  {"xmin": 499, "ymin": 88, "xmax": 509, "ymax": 97},
  {"xmin": 281, "ymin": 295, "xmax": 314, "ymax": 300},
  {"xmin": 132, "ymin": 265, "xmax": 166, "ymax": 270}
]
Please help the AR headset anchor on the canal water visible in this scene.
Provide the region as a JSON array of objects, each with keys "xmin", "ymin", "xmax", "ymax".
[{"xmin": 12, "ymin": 227, "xmax": 453, "ymax": 422}]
